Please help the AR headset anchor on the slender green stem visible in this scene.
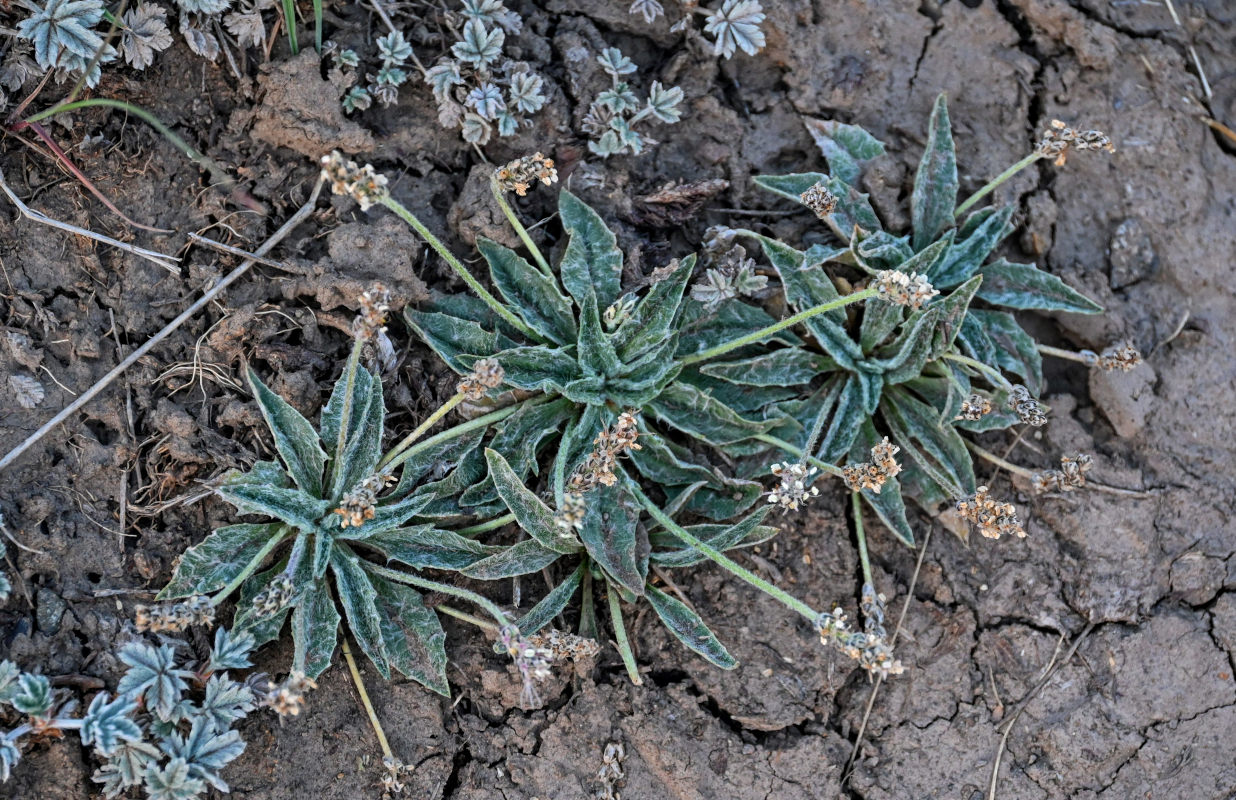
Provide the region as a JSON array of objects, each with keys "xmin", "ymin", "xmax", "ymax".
[
  {"xmin": 490, "ymin": 177, "xmax": 553, "ymax": 277},
  {"xmin": 1036, "ymin": 343, "xmax": 1090, "ymax": 364},
  {"xmin": 368, "ymin": 564, "xmax": 508, "ymax": 627},
  {"xmin": 281, "ymin": 0, "xmax": 299, "ymax": 54},
  {"xmin": 340, "ymin": 637, "xmax": 394, "ymax": 760},
  {"xmin": 627, "ymin": 479, "xmax": 819, "ymax": 621},
  {"xmin": 851, "ymin": 492, "xmax": 873, "ymax": 588},
  {"xmin": 942, "ymin": 353, "xmax": 1014, "ymax": 392},
  {"xmin": 679, "ymin": 288, "xmax": 877, "ymax": 366},
  {"xmin": 455, "ymin": 513, "xmax": 516, "ymax": 536},
  {"xmin": 605, "ymin": 583, "xmax": 643, "ymax": 686},
  {"xmin": 752, "ymin": 433, "xmax": 845, "ymax": 478},
  {"xmin": 209, "ymin": 528, "xmax": 290, "ymax": 606},
  {"xmin": 312, "ymin": 0, "xmax": 322, "ymax": 53},
  {"xmin": 955, "ymin": 153, "xmax": 1044, "ymax": 218},
  {"xmin": 435, "ymin": 603, "xmax": 500, "ymax": 632},
  {"xmin": 578, "ymin": 568, "xmax": 598, "ymax": 640},
  {"xmin": 380, "ymin": 196, "xmax": 542, "ymax": 341},
  {"xmin": 330, "ymin": 338, "xmax": 365, "ymax": 497},
  {"xmin": 379, "ymin": 391, "xmax": 466, "ymax": 471},
  {"xmin": 964, "ymin": 440, "xmax": 1034, "ymax": 479},
  {"xmin": 381, "ymin": 396, "xmax": 543, "ymax": 474}
]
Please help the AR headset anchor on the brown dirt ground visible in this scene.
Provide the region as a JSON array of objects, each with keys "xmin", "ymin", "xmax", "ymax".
[{"xmin": 1, "ymin": 0, "xmax": 1235, "ymax": 798}]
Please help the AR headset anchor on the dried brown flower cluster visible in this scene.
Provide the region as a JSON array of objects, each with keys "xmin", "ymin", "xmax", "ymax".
[
  {"xmin": 252, "ymin": 575, "xmax": 295, "ymax": 617},
  {"xmin": 333, "ymin": 473, "xmax": 395, "ymax": 528},
  {"xmin": 457, "ymin": 358, "xmax": 505, "ymax": 401},
  {"xmin": 595, "ymin": 741, "xmax": 627, "ymax": 800},
  {"xmin": 554, "ymin": 491, "xmax": 587, "ymax": 533},
  {"xmin": 528, "ymin": 628, "xmax": 601, "ymax": 661},
  {"xmin": 380, "ymin": 756, "xmax": 413, "ymax": 796},
  {"xmin": 1034, "ymin": 119, "xmax": 1115, "ymax": 166},
  {"xmin": 568, "ymin": 412, "xmax": 642, "ymax": 494},
  {"xmin": 1008, "ymin": 385, "xmax": 1048, "ymax": 427},
  {"xmin": 260, "ymin": 671, "xmax": 317, "ymax": 718},
  {"xmin": 352, "ymin": 283, "xmax": 391, "ymax": 342},
  {"xmin": 1031, "ymin": 453, "xmax": 1093, "ymax": 494},
  {"xmin": 800, "ymin": 181, "xmax": 838, "ymax": 219},
  {"xmin": 813, "ymin": 585, "xmax": 905, "ymax": 680},
  {"xmin": 875, "ymin": 270, "xmax": 939, "ymax": 309},
  {"xmin": 321, "ymin": 151, "xmax": 390, "ymax": 210},
  {"xmin": 766, "ymin": 462, "xmax": 819, "ymax": 512},
  {"xmin": 841, "ymin": 437, "xmax": 902, "ymax": 494},
  {"xmin": 1090, "ymin": 342, "xmax": 1143, "ymax": 372},
  {"xmin": 957, "ymin": 393, "xmax": 993, "ymax": 421},
  {"xmin": 956, "ymin": 486, "xmax": 1025, "ymax": 539},
  {"xmin": 499, "ymin": 625, "xmax": 553, "ymax": 707},
  {"xmin": 135, "ymin": 595, "xmax": 213, "ymax": 633},
  {"xmin": 495, "ymin": 153, "xmax": 558, "ymax": 196}
]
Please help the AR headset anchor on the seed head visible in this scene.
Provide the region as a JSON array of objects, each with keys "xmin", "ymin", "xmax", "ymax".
[
  {"xmin": 457, "ymin": 358, "xmax": 505, "ymax": 400},
  {"xmin": 135, "ymin": 595, "xmax": 214, "ymax": 633},
  {"xmin": 554, "ymin": 491, "xmax": 587, "ymax": 534},
  {"xmin": 1034, "ymin": 119, "xmax": 1115, "ymax": 166},
  {"xmin": 1007, "ymin": 385, "xmax": 1048, "ymax": 427},
  {"xmin": 352, "ymin": 283, "xmax": 391, "ymax": 342},
  {"xmin": 875, "ymin": 270, "xmax": 939, "ymax": 309},
  {"xmin": 766, "ymin": 462, "xmax": 819, "ymax": 512},
  {"xmin": 800, "ymin": 181, "xmax": 838, "ymax": 220},
  {"xmin": 262, "ymin": 671, "xmax": 317, "ymax": 718},
  {"xmin": 321, "ymin": 151, "xmax": 390, "ymax": 210},
  {"xmin": 956, "ymin": 486, "xmax": 1025, "ymax": 540},
  {"xmin": 841, "ymin": 437, "xmax": 902, "ymax": 494},
  {"xmin": 527, "ymin": 629, "xmax": 601, "ymax": 661},
  {"xmin": 1031, "ymin": 453, "xmax": 1093, "ymax": 494},
  {"xmin": 1094, "ymin": 341, "xmax": 1143, "ymax": 372},
  {"xmin": 568, "ymin": 412, "xmax": 642, "ymax": 494},
  {"xmin": 495, "ymin": 152, "xmax": 558, "ymax": 196},
  {"xmin": 252, "ymin": 576, "xmax": 295, "ymax": 617},
  {"xmin": 498, "ymin": 625, "xmax": 553, "ymax": 707},
  {"xmin": 333, "ymin": 473, "xmax": 395, "ymax": 529},
  {"xmin": 957, "ymin": 394, "xmax": 993, "ymax": 421}
]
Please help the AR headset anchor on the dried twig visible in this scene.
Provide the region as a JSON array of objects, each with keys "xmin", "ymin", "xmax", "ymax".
[
  {"xmin": 0, "ymin": 177, "xmax": 325, "ymax": 474},
  {"xmin": 0, "ymin": 167, "xmax": 181, "ymax": 273}
]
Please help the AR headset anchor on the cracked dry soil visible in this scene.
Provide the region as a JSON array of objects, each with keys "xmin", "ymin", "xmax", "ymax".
[{"xmin": 1, "ymin": 0, "xmax": 1235, "ymax": 797}]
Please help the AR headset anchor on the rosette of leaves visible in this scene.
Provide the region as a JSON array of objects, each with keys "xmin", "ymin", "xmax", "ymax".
[
  {"xmin": 15, "ymin": 0, "xmax": 117, "ymax": 86},
  {"xmin": 156, "ymin": 363, "xmax": 499, "ymax": 693},
  {"xmin": 583, "ymin": 47, "xmax": 684, "ymax": 158},
  {"xmin": 709, "ymin": 94, "xmax": 1102, "ymax": 540},
  {"xmin": 403, "ymin": 190, "xmax": 802, "ymax": 668}
]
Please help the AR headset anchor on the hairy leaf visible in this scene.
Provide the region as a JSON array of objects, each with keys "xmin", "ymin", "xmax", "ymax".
[
  {"xmin": 292, "ymin": 579, "xmax": 340, "ymax": 679},
  {"xmin": 366, "ymin": 525, "xmax": 498, "ymax": 570},
  {"xmin": 612, "ymin": 254, "xmax": 695, "ymax": 361},
  {"xmin": 701, "ymin": 347, "xmax": 832, "ymax": 387},
  {"xmin": 331, "ymin": 544, "xmax": 391, "ymax": 678},
  {"xmin": 158, "ymin": 523, "xmax": 284, "ymax": 600},
  {"xmin": 468, "ymin": 345, "xmax": 580, "ymax": 392},
  {"xmin": 247, "ymin": 368, "xmax": 326, "ymax": 496},
  {"xmin": 577, "ymin": 485, "xmax": 645, "ymax": 595},
  {"xmin": 486, "ymin": 449, "xmax": 581, "ymax": 554},
  {"xmin": 461, "ymin": 538, "xmax": 562, "ymax": 579},
  {"xmin": 977, "ymin": 259, "xmax": 1103, "ymax": 314},
  {"xmin": 651, "ymin": 506, "xmax": 773, "ymax": 567},
  {"xmin": 645, "ymin": 585, "xmax": 737, "ymax": 669},
  {"xmin": 911, "ymin": 94, "xmax": 958, "ymax": 250},
  {"xmin": 217, "ymin": 482, "xmax": 330, "ymax": 532},
  {"xmin": 321, "ymin": 365, "xmax": 384, "ymax": 499},
  {"xmin": 367, "ymin": 572, "xmax": 449, "ymax": 695},
  {"xmin": 929, "ymin": 205, "xmax": 1014, "ymax": 288},
  {"xmin": 648, "ymin": 382, "xmax": 773, "ymax": 445},
  {"xmin": 516, "ymin": 562, "xmax": 585, "ymax": 636},
  {"xmin": 558, "ymin": 191, "xmax": 623, "ymax": 309},
  {"xmin": 803, "ymin": 117, "xmax": 885, "ymax": 184},
  {"xmin": 479, "ymin": 237, "xmax": 577, "ymax": 344},
  {"xmin": 882, "ymin": 386, "xmax": 975, "ymax": 498},
  {"xmin": 969, "ymin": 310, "xmax": 1043, "ymax": 394},
  {"xmin": 404, "ymin": 308, "xmax": 502, "ymax": 373}
]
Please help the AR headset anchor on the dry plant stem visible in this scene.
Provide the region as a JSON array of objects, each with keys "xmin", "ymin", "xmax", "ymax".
[
  {"xmin": 679, "ymin": 289, "xmax": 878, "ymax": 366},
  {"xmin": 378, "ymin": 392, "xmax": 467, "ymax": 471},
  {"xmin": 489, "ymin": 177, "xmax": 552, "ymax": 277},
  {"xmin": 943, "ymin": 352, "xmax": 1015, "ymax": 392},
  {"xmin": 966, "ymin": 440, "xmax": 1035, "ymax": 480},
  {"xmin": 380, "ymin": 196, "xmax": 542, "ymax": 341},
  {"xmin": 0, "ymin": 168, "xmax": 180, "ymax": 272},
  {"xmin": 367, "ymin": 563, "xmax": 508, "ymax": 627},
  {"xmin": 843, "ymin": 526, "xmax": 932, "ymax": 786},
  {"xmin": 751, "ymin": 433, "xmax": 845, "ymax": 478},
  {"xmin": 0, "ymin": 177, "xmax": 325, "ymax": 475},
  {"xmin": 626, "ymin": 478, "xmax": 820, "ymax": 621},
  {"xmin": 379, "ymin": 396, "xmax": 540, "ymax": 475},
  {"xmin": 850, "ymin": 491, "xmax": 874, "ymax": 587},
  {"xmin": 209, "ymin": 528, "xmax": 292, "ymax": 606},
  {"xmin": 340, "ymin": 636, "xmax": 394, "ymax": 761},
  {"xmin": 435, "ymin": 603, "xmax": 499, "ymax": 633},
  {"xmin": 605, "ymin": 582, "xmax": 643, "ymax": 686},
  {"xmin": 1036, "ymin": 343, "xmax": 1091, "ymax": 365},
  {"xmin": 987, "ymin": 623, "xmax": 1096, "ymax": 800},
  {"xmin": 955, "ymin": 153, "xmax": 1045, "ymax": 218},
  {"xmin": 185, "ymin": 232, "xmax": 298, "ymax": 271}
]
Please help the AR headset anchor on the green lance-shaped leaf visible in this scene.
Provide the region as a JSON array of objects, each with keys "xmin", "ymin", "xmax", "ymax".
[
  {"xmin": 320, "ymin": 365, "xmax": 384, "ymax": 498},
  {"xmin": 647, "ymin": 382, "xmax": 774, "ymax": 445},
  {"xmin": 627, "ymin": 430, "xmax": 720, "ymax": 486},
  {"xmin": 854, "ymin": 230, "xmax": 915, "ymax": 271},
  {"xmin": 753, "ymin": 172, "xmax": 828, "ymax": 202},
  {"xmin": 645, "ymin": 584, "xmax": 737, "ymax": 669},
  {"xmin": 330, "ymin": 544, "xmax": 391, "ymax": 678},
  {"xmin": 403, "ymin": 308, "xmax": 503, "ymax": 374},
  {"xmin": 977, "ymin": 259, "xmax": 1103, "ymax": 314},
  {"xmin": 479, "ymin": 237, "xmax": 578, "ymax": 345},
  {"xmin": 485, "ymin": 449, "xmax": 581, "ymax": 554},
  {"xmin": 557, "ymin": 190, "xmax": 623, "ymax": 309},
  {"xmin": 925, "ymin": 274, "xmax": 983, "ymax": 362},
  {"xmin": 956, "ymin": 313, "xmax": 997, "ymax": 366},
  {"xmin": 871, "ymin": 306, "xmax": 942, "ymax": 385},
  {"xmin": 349, "ymin": 491, "xmax": 436, "ymax": 540},
  {"xmin": 158, "ymin": 522, "xmax": 284, "ymax": 600},
  {"xmin": 850, "ymin": 420, "xmax": 915, "ymax": 545},
  {"xmin": 577, "ymin": 484, "xmax": 645, "ymax": 596},
  {"xmin": 911, "ymin": 94, "xmax": 959, "ymax": 251},
  {"xmin": 882, "ymin": 386, "xmax": 975, "ymax": 498},
  {"xmin": 365, "ymin": 525, "xmax": 499, "ymax": 571},
  {"xmin": 367, "ymin": 571, "xmax": 450, "ymax": 696},
  {"xmin": 246, "ymin": 368, "xmax": 327, "ymax": 496},
  {"xmin": 464, "ymin": 346, "xmax": 581, "ymax": 393},
  {"xmin": 577, "ymin": 292, "xmax": 623, "ymax": 376},
  {"xmin": 676, "ymin": 298, "xmax": 801, "ymax": 357},
  {"xmin": 552, "ymin": 405, "xmax": 601, "ymax": 495},
  {"xmin": 612, "ymin": 254, "xmax": 696, "ymax": 361},
  {"xmin": 216, "ymin": 482, "xmax": 330, "ymax": 535},
  {"xmin": 929, "ymin": 205, "xmax": 1015, "ymax": 289},
  {"xmin": 516, "ymin": 562, "xmax": 586, "ymax": 636},
  {"xmin": 814, "ymin": 373, "xmax": 868, "ymax": 463},
  {"xmin": 651, "ymin": 506, "xmax": 774, "ymax": 568},
  {"xmin": 803, "ymin": 117, "xmax": 886, "ymax": 185},
  {"xmin": 968, "ymin": 310, "xmax": 1043, "ymax": 394},
  {"xmin": 462, "ymin": 538, "xmax": 563, "ymax": 579},
  {"xmin": 391, "ymin": 427, "xmax": 486, "ymax": 499},
  {"xmin": 700, "ymin": 348, "xmax": 833, "ymax": 387},
  {"xmin": 292, "ymin": 579, "xmax": 341, "ymax": 679}
]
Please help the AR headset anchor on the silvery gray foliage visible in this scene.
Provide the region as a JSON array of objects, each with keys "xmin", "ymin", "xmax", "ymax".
[
  {"xmin": 119, "ymin": 4, "xmax": 174, "ymax": 70},
  {"xmin": 625, "ymin": 0, "xmax": 766, "ymax": 60},
  {"xmin": 583, "ymin": 47, "xmax": 684, "ymax": 157},
  {"xmin": 0, "ymin": 627, "xmax": 268, "ymax": 799},
  {"xmin": 14, "ymin": 0, "xmax": 116, "ymax": 87}
]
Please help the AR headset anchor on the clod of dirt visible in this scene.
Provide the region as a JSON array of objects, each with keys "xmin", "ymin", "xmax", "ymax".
[
  {"xmin": 1089, "ymin": 362, "xmax": 1156, "ymax": 437},
  {"xmin": 1107, "ymin": 217, "xmax": 1158, "ymax": 289},
  {"xmin": 234, "ymin": 52, "xmax": 374, "ymax": 159},
  {"xmin": 449, "ymin": 165, "xmax": 522, "ymax": 249}
]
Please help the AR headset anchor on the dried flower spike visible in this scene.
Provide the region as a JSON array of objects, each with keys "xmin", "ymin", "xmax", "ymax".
[
  {"xmin": 333, "ymin": 473, "xmax": 395, "ymax": 528},
  {"xmin": 527, "ymin": 629, "xmax": 601, "ymax": 661},
  {"xmin": 554, "ymin": 491, "xmax": 587, "ymax": 534},
  {"xmin": 1008, "ymin": 385, "xmax": 1048, "ymax": 427},
  {"xmin": 800, "ymin": 181, "xmax": 838, "ymax": 220},
  {"xmin": 956, "ymin": 486, "xmax": 1025, "ymax": 540},
  {"xmin": 1094, "ymin": 341, "xmax": 1142, "ymax": 372},
  {"xmin": 957, "ymin": 393, "xmax": 993, "ymax": 421},
  {"xmin": 457, "ymin": 358, "xmax": 505, "ymax": 400},
  {"xmin": 875, "ymin": 270, "xmax": 939, "ymax": 309},
  {"xmin": 352, "ymin": 283, "xmax": 391, "ymax": 342},
  {"xmin": 498, "ymin": 625, "xmax": 553, "ymax": 707},
  {"xmin": 495, "ymin": 152, "xmax": 558, "ymax": 196},
  {"xmin": 252, "ymin": 575, "xmax": 295, "ymax": 617},
  {"xmin": 1031, "ymin": 453, "xmax": 1093, "ymax": 494},
  {"xmin": 841, "ymin": 437, "xmax": 902, "ymax": 494},
  {"xmin": 568, "ymin": 412, "xmax": 642, "ymax": 494},
  {"xmin": 321, "ymin": 151, "xmax": 390, "ymax": 210},
  {"xmin": 767, "ymin": 462, "xmax": 819, "ymax": 512},
  {"xmin": 262, "ymin": 671, "xmax": 317, "ymax": 718},
  {"xmin": 135, "ymin": 595, "xmax": 213, "ymax": 633},
  {"xmin": 1034, "ymin": 119, "xmax": 1115, "ymax": 166}
]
